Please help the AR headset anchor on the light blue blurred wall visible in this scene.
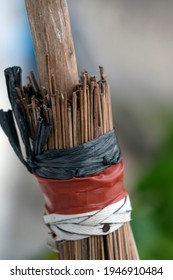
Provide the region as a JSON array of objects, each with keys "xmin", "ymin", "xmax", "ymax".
[{"xmin": 0, "ymin": 0, "xmax": 46, "ymax": 259}]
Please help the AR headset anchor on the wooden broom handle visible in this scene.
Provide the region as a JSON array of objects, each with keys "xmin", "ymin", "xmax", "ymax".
[{"xmin": 25, "ymin": 0, "xmax": 78, "ymax": 96}]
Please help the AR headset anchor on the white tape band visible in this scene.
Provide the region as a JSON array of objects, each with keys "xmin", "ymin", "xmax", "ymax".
[{"xmin": 44, "ymin": 195, "xmax": 132, "ymax": 243}]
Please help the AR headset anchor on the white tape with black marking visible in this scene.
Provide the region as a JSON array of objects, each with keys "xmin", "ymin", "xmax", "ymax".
[{"xmin": 44, "ymin": 195, "xmax": 132, "ymax": 247}]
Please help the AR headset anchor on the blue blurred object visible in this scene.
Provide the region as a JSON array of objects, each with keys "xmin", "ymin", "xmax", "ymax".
[
  {"xmin": 0, "ymin": 0, "xmax": 36, "ymax": 108},
  {"xmin": 0, "ymin": 0, "xmax": 47, "ymax": 260}
]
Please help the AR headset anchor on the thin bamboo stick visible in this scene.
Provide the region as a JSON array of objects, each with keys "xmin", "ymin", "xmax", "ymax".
[
  {"xmin": 80, "ymin": 90, "xmax": 84, "ymax": 144},
  {"xmin": 90, "ymin": 81, "xmax": 94, "ymax": 140},
  {"xmin": 100, "ymin": 93, "xmax": 106, "ymax": 134},
  {"xmin": 83, "ymin": 74, "xmax": 88, "ymax": 143},
  {"xmin": 30, "ymin": 71, "xmax": 40, "ymax": 92},
  {"xmin": 56, "ymin": 92, "xmax": 63, "ymax": 149},
  {"xmin": 98, "ymin": 90, "xmax": 103, "ymax": 136},
  {"xmin": 51, "ymin": 95, "xmax": 58, "ymax": 149},
  {"xmin": 72, "ymin": 92, "xmax": 77, "ymax": 147},
  {"xmin": 31, "ymin": 96, "xmax": 37, "ymax": 127},
  {"xmin": 43, "ymin": 106, "xmax": 52, "ymax": 150},
  {"xmin": 93, "ymin": 84, "xmax": 99, "ymax": 138},
  {"xmin": 76, "ymin": 109, "xmax": 81, "ymax": 146},
  {"xmin": 60, "ymin": 94, "xmax": 66, "ymax": 149},
  {"xmin": 105, "ymin": 81, "xmax": 113, "ymax": 130},
  {"xmin": 48, "ymin": 109, "xmax": 54, "ymax": 149},
  {"xmin": 86, "ymin": 87, "xmax": 91, "ymax": 141},
  {"xmin": 68, "ymin": 105, "xmax": 73, "ymax": 148}
]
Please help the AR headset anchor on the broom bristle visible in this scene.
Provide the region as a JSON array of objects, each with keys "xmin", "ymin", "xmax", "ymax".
[
  {"xmin": 16, "ymin": 61, "xmax": 139, "ymax": 260},
  {"xmin": 57, "ymin": 223, "xmax": 139, "ymax": 260}
]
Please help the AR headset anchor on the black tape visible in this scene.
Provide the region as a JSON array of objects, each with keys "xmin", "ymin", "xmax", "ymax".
[
  {"xmin": 0, "ymin": 66, "xmax": 122, "ymax": 180},
  {"xmin": 32, "ymin": 129, "xmax": 122, "ymax": 179}
]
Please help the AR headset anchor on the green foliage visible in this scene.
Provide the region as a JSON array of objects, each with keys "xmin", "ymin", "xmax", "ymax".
[
  {"xmin": 30, "ymin": 250, "xmax": 57, "ymax": 260},
  {"xmin": 132, "ymin": 119, "xmax": 173, "ymax": 259}
]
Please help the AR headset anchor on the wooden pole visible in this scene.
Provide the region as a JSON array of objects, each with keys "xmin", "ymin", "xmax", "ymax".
[{"xmin": 25, "ymin": 0, "xmax": 78, "ymax": 96}]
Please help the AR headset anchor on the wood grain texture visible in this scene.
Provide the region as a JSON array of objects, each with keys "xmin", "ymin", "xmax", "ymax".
[{"xmin": 25, "ymin": 0, "xmax": 78, "ymax": 96}]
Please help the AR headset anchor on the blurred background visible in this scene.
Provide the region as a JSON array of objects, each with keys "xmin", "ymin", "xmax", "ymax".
[{"xmin": 0, "ymin": 0, "xmax": 173, "ymax": 259}]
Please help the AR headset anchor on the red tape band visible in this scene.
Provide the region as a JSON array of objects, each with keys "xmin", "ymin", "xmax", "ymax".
[{"xmin": 35, "ymin": 161, "xmax": 127, "ymax": 215}]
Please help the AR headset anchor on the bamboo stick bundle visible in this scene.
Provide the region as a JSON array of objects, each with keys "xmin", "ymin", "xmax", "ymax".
[
  {"xmin": 0, "ymin": 0, "xmax": 139, "ymax": 260},
  {"xmin": 12, "ymin": 67, "xmax": 139, "ymax": 259}
]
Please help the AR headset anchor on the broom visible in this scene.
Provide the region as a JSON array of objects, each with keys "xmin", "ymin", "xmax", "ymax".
[{"xmin": 0, "ymin": 0, "xmax": 139, "ymax": 260}]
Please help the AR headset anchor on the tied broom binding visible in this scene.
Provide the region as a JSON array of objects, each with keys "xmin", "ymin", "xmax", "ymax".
[{"xmin": 0, "ymin": 65, "xmax": 138, "ymax": 259}]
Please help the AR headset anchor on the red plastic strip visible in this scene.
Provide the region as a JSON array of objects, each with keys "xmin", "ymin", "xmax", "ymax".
[{"xmin": 35, "ymin": 161, "xmax": 127, "ymax": 215}]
